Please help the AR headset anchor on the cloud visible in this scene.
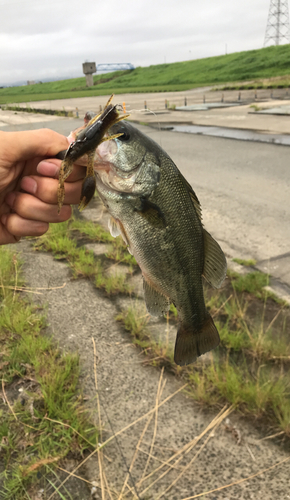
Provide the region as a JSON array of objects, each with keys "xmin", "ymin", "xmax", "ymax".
[{"xmin": 0, "ymin": 0, "xmax": 275, "ymax": 85}]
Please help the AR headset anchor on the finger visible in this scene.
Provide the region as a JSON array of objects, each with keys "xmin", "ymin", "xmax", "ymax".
[
  {"xmin": 1, "ymin": 213, "xmax": 49, "ymax": 238},
  {"xmin": 36, "ymin": 159, "xmax": 62, "ymax": 178},
  {"xmin": 6, "ymin": 191, "xmax": 72, "ymax": 223},
  {"xmin": 20, "ymin": 175, "xmax": 83, "ymax": 205},
  {"xmin": 37, "ymin": 160, "xmax": 86, "ymax": 183},
  {"xmin": 0, "ymin": 217, "xmax": 21, "ymax": 244},
  {"xmin": 4, "ymin": 129, "xmax": 69, "ymax": 162}
]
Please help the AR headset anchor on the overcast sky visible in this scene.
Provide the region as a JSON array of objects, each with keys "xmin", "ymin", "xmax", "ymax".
[{"xmin": 0, "ymin": 0, "xmax": 283, "ymax": 86}]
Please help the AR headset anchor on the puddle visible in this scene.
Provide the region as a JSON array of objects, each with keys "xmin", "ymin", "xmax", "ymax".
[
  {"xmin": 176, "ymin": 102, "xmax": 242, "ymax": 111},
  {"xmin": 171, "ymin": 124, "xmax": 290, "ymax": 146},
  {"xmin": 256, "ymin": 105, "xmax": 290, "ymax": 115}
]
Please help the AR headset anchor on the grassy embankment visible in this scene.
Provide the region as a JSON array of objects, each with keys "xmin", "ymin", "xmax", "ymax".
[
  {"xmin": 33, "ymin": 216, "xmax": 290, "ymax": 440},
  {"xmin": 0, "ymin": 246, "xmax": 98, "ymax": 499},
  {"xmin": 1, "ymin": 44, "xmax": 290, "ymax": 106}
]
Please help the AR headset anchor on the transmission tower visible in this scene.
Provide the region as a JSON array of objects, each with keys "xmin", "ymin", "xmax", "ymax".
[{"xmin": 264, "ymin": 0, "xmax": 290, "ymax": 46}]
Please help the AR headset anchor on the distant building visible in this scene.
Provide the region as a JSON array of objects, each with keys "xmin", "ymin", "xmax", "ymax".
[
  {"xmin": 82, "ymin": 62, "xmax": 96, "ymax": 87},
  {"xmin": 27, "ymin": 80, "xmax": 36, "ymax": 85}
]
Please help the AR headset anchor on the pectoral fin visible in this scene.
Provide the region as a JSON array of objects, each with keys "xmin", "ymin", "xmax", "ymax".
[
  {"xmin": 202, "ymin": 229, "xmax": 227, "ymax": 289},
  {"xmin": 108, "ymin": 217, "xmax": 131, "ymax": 250},
  {"xmin": 143, "ymin": 279, "xmax": 170, "ymax": 317},
  {"xmin": 108, "ymin": 217, "xmax": 121, "ymax": 238}
]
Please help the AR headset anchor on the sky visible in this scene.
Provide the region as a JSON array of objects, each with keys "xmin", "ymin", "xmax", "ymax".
[{"xmin": 0, "ymin": 0, "xmax": 284, "ymax": 86}]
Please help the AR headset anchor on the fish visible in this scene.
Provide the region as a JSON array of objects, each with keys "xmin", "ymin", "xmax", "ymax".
[{"xmin": 94, "ymin": 121, "xmax": 227, "ymax": 366}]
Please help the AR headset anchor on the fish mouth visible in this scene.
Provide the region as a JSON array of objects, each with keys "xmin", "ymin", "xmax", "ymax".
[
  {"xmin": 94, "ymin": 157, "xmax": 144, "ymax": 178},
  {"xmin": 95, "ymin": 135, "xmax": 146, "ymax": 176},
  {"xmin": 93, "ymin": 144, "xmax": 147, "ymax": 194},
  {"xmin": 95, "ymin": 170, "xmax": 142, "ymax": 199},
  {"xmin": 94, "ymin": 160, "xmax": 142, "ymax": 194}
]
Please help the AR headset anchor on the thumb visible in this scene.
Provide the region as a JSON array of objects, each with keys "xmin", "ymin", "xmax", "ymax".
[{"xmin": 1, "ymin": 129, "xmax": 69, "ymax": 162}]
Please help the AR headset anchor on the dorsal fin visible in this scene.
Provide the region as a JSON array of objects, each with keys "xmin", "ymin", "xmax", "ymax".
[
  {"xmin": 181, "ymin": 174, "xmax": 226, "ymax": 288},
  {"xmin": 182, "ymin": 177, "xmax": 202, "ymax": 222},
  {"xmin": 202, "ymin": 229, "xmax": 227, "ymax": 289}
]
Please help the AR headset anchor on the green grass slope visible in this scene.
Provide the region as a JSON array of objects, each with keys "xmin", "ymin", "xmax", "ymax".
[{"xmin": 1, "ymin": 44, "xmax": 290, "ymax": 104}]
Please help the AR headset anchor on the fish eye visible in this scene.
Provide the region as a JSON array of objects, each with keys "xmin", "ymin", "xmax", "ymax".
[{"xmin": 117, "ymin": 127, "xmax": 130, "ymax": 141}]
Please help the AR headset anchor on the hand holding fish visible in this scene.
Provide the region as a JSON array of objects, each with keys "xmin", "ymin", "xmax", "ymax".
[{"xmin": 0, "ymin": 128, "xmax": 85, "ymax": 245}]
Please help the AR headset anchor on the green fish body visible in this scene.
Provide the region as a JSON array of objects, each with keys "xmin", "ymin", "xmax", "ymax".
[{"xmin": 94, "ymin": 122, "xmax": 227, "ymax": 365}]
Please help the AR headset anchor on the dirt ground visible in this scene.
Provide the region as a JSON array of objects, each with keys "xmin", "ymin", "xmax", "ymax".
[{"xmin": 11, "ymin": 196, "xmax": 290, "ymax": 500}]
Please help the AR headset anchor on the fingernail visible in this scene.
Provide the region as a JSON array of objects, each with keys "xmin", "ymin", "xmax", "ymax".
[
  {"xmin": 21, "ymin": 176, "xmax": 37, "ymax": 194},
  {"xmin": 37, "ymin": 161, "xmax": 59, "ymax": 177},
  {"xmin": 5, "ymin": 192, "xmax": 16, "ymax": 208},
  {"xmin": 1, "ymin": 214, "xmax": 7, "ymax": 225}
]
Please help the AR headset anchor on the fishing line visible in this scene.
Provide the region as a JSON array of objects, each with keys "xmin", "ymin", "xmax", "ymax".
[{"xmin": 118, "ymin": 104, "xmax": 164, "ymax": 147}]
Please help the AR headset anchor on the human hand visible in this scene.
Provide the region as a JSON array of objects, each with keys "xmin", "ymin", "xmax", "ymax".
[{"xmin": 0, "ymin": 128, "xmax": 86, "ymax": 244}]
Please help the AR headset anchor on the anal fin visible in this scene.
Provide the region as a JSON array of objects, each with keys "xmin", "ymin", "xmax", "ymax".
[{"xmin": 143, "ymin": 279, "xmax": 170, "ymax": 317}]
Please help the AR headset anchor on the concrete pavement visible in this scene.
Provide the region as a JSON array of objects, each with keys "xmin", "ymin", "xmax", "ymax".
[{"xmin": 4, "ymin": 86, "xmax": 290, "ymax": 134}]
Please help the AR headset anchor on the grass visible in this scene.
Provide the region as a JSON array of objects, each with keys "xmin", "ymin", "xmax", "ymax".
[
  {"xmin": 1, "ymin": 45, "xmax": 290, "ymax": 104},
  {"xmin": 116, "ymin": 272, "xmax": 290, "ymax": 437},
  {"xmin": 232, "ymin": 258, "xmax": 257, "ymax": 266},
  {"xmin": 69, "ymin": 218, "xmax": 115, "ymax": 243},
  {"xmin": 218, "ymin": 78, "xmax": 290, "ymax": 91},
  {"xmin": 3, "ymin": 104, "xmax": 74, "ymax": 117},
  {"xmin": 34, "ymin": 218, "xmax": 136, "ymax": 295},
  {"xmin": 249, "ymin": 104, "xmax": 262, "ymax": 112},
  {"xmin": 105, "ymin": 238, "xmax": 137, "ymax": 268},
  {"xmin": 0, "ymin": 246, "xmax": 98, "ymax": 499},
  {"xmin": 229, "ymin": 270, "xmax": 269, "ymax": 298},
  {"xmin": 70, "ymin": 218, "xmax": 137, "ymax": 266}
]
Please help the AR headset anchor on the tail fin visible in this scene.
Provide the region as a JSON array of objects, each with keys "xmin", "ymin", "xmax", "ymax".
[{"xmin": 174, "ymin": 314, "xmax": 220, "ymax": 366}]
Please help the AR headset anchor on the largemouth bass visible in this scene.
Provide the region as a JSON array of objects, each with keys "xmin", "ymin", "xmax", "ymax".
[{"xmin": 94, "ymin": 121, "xmax": 227, "ymax": 365}]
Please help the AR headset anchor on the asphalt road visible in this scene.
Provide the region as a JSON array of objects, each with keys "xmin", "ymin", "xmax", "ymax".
[{"xmin": 2, "ymin": 116, "xmax": 290, "ymax": 291}]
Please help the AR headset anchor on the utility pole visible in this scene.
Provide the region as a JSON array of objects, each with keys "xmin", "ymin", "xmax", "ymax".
[{"xmin": 264, "ymin": 0, "xmax": 290, "ymax": 46}]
